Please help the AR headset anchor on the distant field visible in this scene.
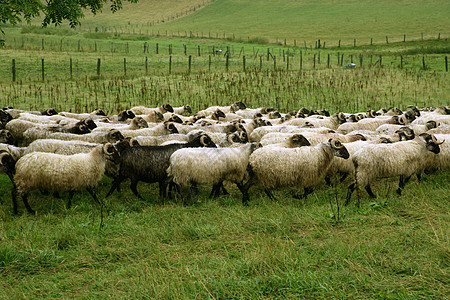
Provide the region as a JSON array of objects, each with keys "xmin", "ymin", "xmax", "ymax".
[{"xmin": 57, "ymin": 0, "xmax": 450, "ymax": 46}]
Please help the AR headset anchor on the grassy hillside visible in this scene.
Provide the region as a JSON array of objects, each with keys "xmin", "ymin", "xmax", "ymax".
[{"xmin": 72, "ymin": 0, "xmax": 450, "ymax": 45}]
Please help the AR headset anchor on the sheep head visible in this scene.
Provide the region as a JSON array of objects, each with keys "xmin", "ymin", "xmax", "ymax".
[
  {"xmin": 118, "ymin": 109, "xmax": 136, "ymax": 122},
  {"xmin": 132, "ymin": 117, "xmax": 149, "ymax": 129},
  {"xmin": 420, "ymin": 133, "xmax": 443, "ymax": 154},
  {"xmin": 108, "ymin": 129, "xmax": 125, "ymax": 142},
  {"xmin": 425, "ymin": 120, "xmax": 438, "ymax": 130},
  {"xmin": 0, "ymin": 151, "xmax": 15, "ymax": 169},
  {"xmin": 42, "ymin": 108, "xmax": 58, "ymax": 116},
  {"xmin": 231, "ymin": 101, "xmax": 246, "ymax": 112},
  {"xmin": 184, "ymin": 104, "xmax": 192, "ymax": 114},
  {"xmin": 92, "ymin": 108, "xmax": 106, "ymax": 116},
  {"xmin": 0, "ymin": 110, "xmax": 13, "ymax": 123},
  {"xmin": 81, "ymin": 118, "xmax": 97, "ymax": 130},
  {"xmin": 289, "ymin": 134, "xmax": 311, "ymax": 147},
  {"xmin": 268, "ymin": 111, "xmax": 282, "ymax": 119},
  {"xmin": 103, "ymin": 143, "xmax": 120, "ymax": 163},
  {"xmin": 396, "ymin": 127, "xmax": 415, "ymax": 141},
  {"xmin": 0, "ymin": 129, "xmax": 15, "ymax": 145},
  {"xmin": 198, "ymin": 134, "xmax": 216, "ymax": 148},
  {"xmin": 164, "ymin": 122, "xmax": 179, "ymax": 134},
  {"xmin": 161, "ymin": 103, "xmax": 174, "ymax": 113},
  {"xmin": 328, "ymin": 139, "xmax": 350, "ymax": 159}
]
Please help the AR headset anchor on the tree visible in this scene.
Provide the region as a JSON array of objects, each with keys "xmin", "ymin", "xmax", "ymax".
[{"xmin": 0, "ymin": 0, "xmax": 138, "ymax": 29}]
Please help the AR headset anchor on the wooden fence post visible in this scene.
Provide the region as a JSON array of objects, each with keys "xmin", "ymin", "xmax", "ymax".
[
  {"xmin": 338, "ymin": 40, "xmax": 341, "ymax": 48},
  {"xmin": 327, "ymin": 54, "xmax": 330, "ymax": 68},
  {"xmin": 445, "ymin": 56, "xmax": 448, "ymax": 72},
  {"xmin": 370, "ymin": 38, "xmax": 373, "ymax": 46},
  {"xmin": 209, "ymin": 55, "xmax": 211, "ymax": 72},
  {"xmin": 313, "ymin": 54, "xmax": 316, "ymax": 69},
  {"xmin": 12, "ymin": 59, "xmax": 16, "ymax": 82},
  {"xmin": 400, "ymin": 56, "xmax": 403, "ymax": 69},
  {"xmin": 260, "ymin": 55, "xmax": 262, "ymax": 70},
  {"xmin": 97, "ymin": 58, "xmax": 101, "ymax": 75},
  {"xmin": 41, "ymin": 59, "xmax": 45, "ymax": 81},
  {"xmin": 359, "ymin": 54, "xmax": 363, "ymax": 67},
  {"xmin": 198, "ymin": 45, "xmax": 201, "ymax": 56},
  {"xmin": 386, "ymin": 36, "xmax": 389, "ymax": 44},
  {"xmin": 286, "ymin": 54, "xmax": 289, "ymax": 70},
  {"xmin": 188, "ymin": 55, "xmax": 192, "ymax": 73},
  {"xmin": 169, "ymin": 56, "xmax": 172, "ymax": 74},
  {"xmin": 243, "ymin": 55, "xmax": 246, "ymax": 72},
  {"xmin": 145, "ymin": 56, "xmax": 148, "ymax": 74},
  {"xmin": 300, "ymin": 51, "xmax": 302, "ymax": 70},
  {"xmin": 403, "ymin": 34, "xmax": 406, "ymax": 42},
  {"xmin": 123, "ymin": 58, "xmax": 127, "ymax": 75},
  {"xmin": 225, "ymin": 54, "xmax": 229, "ymax": 72},
  {"xmin": 422, "ymin": 56, "xmax": 426, "ymax": 70},
  {"xmin": 156, "ymin": 43, "xmax": 159, "ymax": 54}
]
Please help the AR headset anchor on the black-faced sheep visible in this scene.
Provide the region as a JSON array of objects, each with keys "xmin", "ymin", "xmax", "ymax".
[
  {"xmin": 12, "ymin": 143, "xmax": 119, "ymax": 214},
  {"xmin": 346, "ymin": 133, "xmax": 443, "ymax": 204},
  {"xmin": 167, "ymin": 143, "xmax": 257, "ymax": 198},
  {"xmin": 242, "ymin": 139, "xmax": 350, "ymax": 204}
]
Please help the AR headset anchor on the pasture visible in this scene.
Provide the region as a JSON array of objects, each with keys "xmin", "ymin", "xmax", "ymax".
[{"xmin": 0, "ymin": 0, "xmax": 449, "ymax": 298}]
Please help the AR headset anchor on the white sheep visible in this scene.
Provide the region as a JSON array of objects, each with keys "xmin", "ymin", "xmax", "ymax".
[
  {"xmin": 130, "ymin": 104, "xmax": 173, "ymax": 115},
  {"xmin": 173, "ymin": 105, "xmax": 193, "ymax": 116},
  {"xmin": 13, "ymin": 143, "xmax": 119, "ymax": 214},
  {"xmin": 167, "ymin": 143, "xmax": 256, "ymax": 198},
  {"xmin": 26, "ymin": 128, "xmax": 124, "ymax": 145},
  {"xmin": 376, "ymin": 121, "xmax": 438, "ymax": 135},
  {"xmin": 242, "ymin": 139, "xmax": 350, "ymax": 203},
  {"xmin": 346, "ymin": 133, "xmax": 443, "ymax": 204},
  {"xmin": 337, "ymin": 115, "xmax": 406, "ymax": 134}
]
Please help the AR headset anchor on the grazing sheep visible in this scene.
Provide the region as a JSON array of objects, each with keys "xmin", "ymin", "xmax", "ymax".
[
  {"xmin": 12, "ymin": 143, "xmax": 119, "ymax": 214},
  {"xmin": 59, "ymin": 109, "xmax": 106, "ymax": 121},
  {"xmin": 376, "ymin": 121, "xmax": 438, "ymax": 136},
  {"xmin": 346, "ymin": 133, "xmax": 443, "ymax": 204},
  {"xmin": 197, "ymin": 101, "xmax": 246, "ymax": 116},
  {"xmin": 173, "ymin": 105, "xmax": 193, "ymax": 116},
  {"xmin": 93, "ymin": 117, "xmax": 148, "ymax": 132},
  {"xmin": 242, "ymin": 139, "xmax": 350, "ymax": 203},
  {"xmin": 130, "ymin": 104, "xmax": 174, "ymax": 115},
  {"xmin": 28, "ymin": 128, "xmax": 124, "ymax": 145},
  {"xmin": 421, "ymin": 134, "xmax": 449, "ymax": 173},
  {"xmin": 120, "ymin": 122, "xmax": 179, "ymax": 138},
  {"xmin": 337, "ymin": 115, "xmax": 406, "ymax": 134},
  {"xmin": 168, "ymin": 143, "xmax": 257, "ymax": 198},
  {"xmin": 284, "ymin": 112, "xmax": 346, "ymax": 130},
  {"xmin": 106, "ymin": 134, "xmax": 216, "ymax": 200}
]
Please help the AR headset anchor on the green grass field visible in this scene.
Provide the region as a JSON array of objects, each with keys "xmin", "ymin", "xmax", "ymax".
[{"xmin": 0, "ymin": 0, "xmax": 449, "ymax": 298}]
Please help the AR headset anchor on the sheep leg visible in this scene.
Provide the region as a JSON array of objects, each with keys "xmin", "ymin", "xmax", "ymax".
[
  {"xmin": 190, "ymin": 183, "xmax": 199, "ymax": 195},
  {"xmin": 21, "ymin": 194, "xmax": 35, "ymax": 214},
  {"xmin": 221, "ymin": 183, "xmax": 230, "ymax": 195},
  {"xmin": 416, "ymin": 173, "xmax": 422, "ymax": 183},
  {"xmin": 346, "ymin": 182, "xmax": 357, "ymax": 205},
  {"xmin": 106, "ymin": 176, "xmax": 124, "ymax": 198},
  {"xmin": 365, "ymin": 185, "xmax": 376, "ymax": 198},
  {"xmin": 209, "ymin": 183, "xmax": 221, "ymax": 198},
  {"xmin": 325, "ymin": 176, "xmax": 331, "ymax": 186},
  {"xmin": 236, "ymin": 181, "xmax": 250, "ymax": 205},
  {"xmin": 264, "ymin": 189, "xmax": 276, "ymax": 201},
  {"xmin": 158, "ymin": 181, "xmax": 167, "ymax": 198},
  {"xmin": 397, "ymin": 175, "xmax": 412, "ymax": 195},
  {"xmin": 12, "ymin": 187, "xmax": 18, "ymax": 215},
  {"xmin": 303, "ymin": 187, "xmax": 313, "ymax": 198},
  {"xmin": 340, "ymin": 173, "xmax": 349, "ymax": 183},
  {"xmin": 130, "ymin": 180, "xmax": 144, "ymax": 200},
  {"xmin": 86, "ymin": 187, "xmax": 104, "ymax": 228}
]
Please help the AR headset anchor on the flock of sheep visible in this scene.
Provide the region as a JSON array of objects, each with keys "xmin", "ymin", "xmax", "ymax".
[{"xmin": 0, "ymin": 102, "xmax": 448, "ymax": 215}]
